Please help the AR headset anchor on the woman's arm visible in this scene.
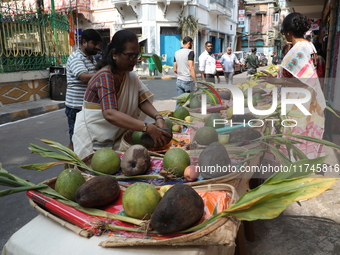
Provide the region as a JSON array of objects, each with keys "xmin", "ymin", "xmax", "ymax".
[
  {"xmin": 103, "ymin": 105, "xmax": 170, "ymax": 148},
  {"xmin": 260, "ymin": 71, "xmax": 308, "ymax": 88},
  {"xmin": 139, "ymin": 100, "xmax": 167, "ymax": 129}
]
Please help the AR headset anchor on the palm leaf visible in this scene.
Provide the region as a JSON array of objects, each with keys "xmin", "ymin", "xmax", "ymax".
[
  {"xmin": 231, "ymin": 155, "xmax": 258, "ymax": 166},
  {"xmin": 326, "ymin": 105, "xmax": 340, "ymax": 118},
  {"xmin": 289, "ymin": 143, "xmax": 308, "ymax": 161},
  {"xmin": 199, "ymin": 87, "xmax": 217, "ymax": 105},
  {"xmin": 20, "ymin": 162, "xmax": 66, "ymax": 171},
  {"xmin": 234, "ymin": 148, "xmax": 268, "ymax": 157},
  {"xmin": 28, "ymin": 144, "xmax": 75, "ymax": 162},
  {"xmin": 283, "ymin": 134, "xmax": 340, "ymax": 150},
  {"xmin": 140, "ymin": 53, "xmax": 162, "ymax": 73},
  {"xmin": 198, "ymin": 81, "xmax": 223, "ymax": 105},
  {"xmin": 0, "ymin": 184, "xmax": 48, "ymax": 197},
  {"xmin": 262, "ymin": 141, "xmax": 292, "ymax": 166}
]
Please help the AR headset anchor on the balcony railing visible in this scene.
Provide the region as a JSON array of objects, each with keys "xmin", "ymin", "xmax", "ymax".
[{"xmin": 210, "ymin": 0, "xmax": 233, "ymax": 8}]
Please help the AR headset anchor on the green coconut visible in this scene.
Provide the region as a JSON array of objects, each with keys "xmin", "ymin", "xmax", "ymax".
[{"xmin": 204, "ymin": 113, "xmax": 225, "ymax": 129}]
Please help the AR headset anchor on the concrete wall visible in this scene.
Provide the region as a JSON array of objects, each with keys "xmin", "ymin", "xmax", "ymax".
[{"xmin": 0, "ymin": 70, "xmax": 50, "ymax": 105}]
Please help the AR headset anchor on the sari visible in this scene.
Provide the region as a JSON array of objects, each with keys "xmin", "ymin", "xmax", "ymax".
[
  {"xmin": 73, "ymin": 71, "xmax": 154, "ymax": 159},
  {"xmin": 277, "ymin": 41, "xmax": 326, "ymax": 159}
]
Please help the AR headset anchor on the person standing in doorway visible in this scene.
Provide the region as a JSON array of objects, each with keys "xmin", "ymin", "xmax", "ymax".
[
  {"xmin": 198, "ymin": 41, "xmax": 220, "ymax": 84},
  {"xmin": 219, "ymin": 47, "xmax": 240, "ymax": 85},
  {"xmin": 245, "ymin": 47, "xmax": 259, "ymax": 78},
  {"xmin": 173, "ymin": 36, "xmax": 197, "ymax": 107},
  {"xmin": 65, "ymin": 29, "xmax": 102, "ymax": 150}
]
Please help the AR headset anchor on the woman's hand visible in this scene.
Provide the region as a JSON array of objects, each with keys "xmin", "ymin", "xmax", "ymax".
[
  {"xmin": 258, "ymin": 70, "xmax": 278, "ymax": 84},
  {"xmin": 146, "ymin": 123, "xmax": 172, "ymax": 148},
  {"xmin": 155, "ymin": 118, "xmax": 167, "ymax": 129}
]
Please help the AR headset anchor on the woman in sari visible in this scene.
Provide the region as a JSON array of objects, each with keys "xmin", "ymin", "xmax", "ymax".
[
  {"xmin": 73, "ymin": 30, "xmax": 170, "ymax": 158},
  {"xmin": 263, "ymin": 12, "xmax": 326, "ymax": 159}
]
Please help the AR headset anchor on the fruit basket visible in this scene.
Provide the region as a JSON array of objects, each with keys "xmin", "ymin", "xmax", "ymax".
[
  {"xmin": 99, "ymin": 184, "xmax": 239, "ymax": 248},
  {"xmin": 27, "ymin": 176, "xmax": 240, "ymax": 252}
]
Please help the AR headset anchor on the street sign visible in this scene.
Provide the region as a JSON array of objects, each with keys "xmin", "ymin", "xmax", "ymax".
[{"xmin": 238, "ymin": 10, "xmax": 245, "ymax": 28}]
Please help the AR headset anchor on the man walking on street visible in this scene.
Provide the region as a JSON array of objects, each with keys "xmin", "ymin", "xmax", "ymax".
[
  {"xmin": 173, "ymin": 36, "xmax": 197, "ymax": 108},
  {"xmin": 219, "ymin": 47, "xmax": 240, "ymax": 85},
  {"xmin": 271, "ymin": 51, "xmax": 279, "ymax": 65},
  {"xmin": 245, "ymin": 47, "xmax": 259, "ymax": 78},
  {"xmin": 198, "ymin": 41, "xmax": 220, "ymax": 84},
  {"xmin": 65, "ymin": 29, "xmax": 102, "ymax": 150}
]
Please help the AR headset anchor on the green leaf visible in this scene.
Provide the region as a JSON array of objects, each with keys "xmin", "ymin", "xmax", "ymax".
[
  {"xmin": 140, "ymin": 53, "xmax": 162, "ymax": 72},
  {"xmin": 234, "ymin": 148, "xmax": 268, "ymax": 157},
  {"xmin": 224, "ymin": 177, "xmax": 337, "ymax": 221},
  {"xmin": 0, "ymin": 171, "xmax": 17, "ymax": 181},
  {"xmin": 326, "ymin": 105, "xmax": 340, "ymax": 118},
  {"xmin": 151, "ymin": 54, "xmax": 162, "ymax": 73},
  {"xmin": 28, "ymin": 144, "xmax": 75, "ymax": 162},
  {"xmin": 0, "ymin": 184, "xmax": 48, "ymax": 197},
  {"xmin": 290, "ymin": 143, "xmax": 308, "ymax": 161},
  {"xmin": 283, "ymin": 134, "xmax": 340, "ymax": 150},
  {"xmin": 231, "ymin": 155, "xmax": 258, "ymax": 166},
  {"xmin": 264, "ymin": 156, "xmax": 327, "ymax": 184},
  {"xmin": 225, "ymin": 191, "xmax": 302, "ymax": 220},
  {"xmin": 38, "ymin": 139, "xmax": 82, "ymax": 161},
  {"xmin": 264, "ymin": 142, "xmax": 292, "ymax": 165},
  {"xmin": 198, "ymin": 87, "xmax": 216, "ymax": 104},
  {"xmin": 173, "ymin": 93, "xmax": 192, "ymax": 106},
  {"xmin": 0, "ymin": 176, "xmax": 27, "ymax": 187},
  {"xmin": 20, "ymin": 162, "xmax": 65, "ymax": 171},
  {"xmin": 173, "ymin": 93, "xmax": 191, "ymax": 101},
  {"xmin": 212, "ymin": 202, "xmax": 219, "ymax": 216}
]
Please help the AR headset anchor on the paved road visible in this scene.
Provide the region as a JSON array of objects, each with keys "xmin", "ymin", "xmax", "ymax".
[{"xmin": 0, "ymin": 78, "xmax": 181, "ymax": 250}]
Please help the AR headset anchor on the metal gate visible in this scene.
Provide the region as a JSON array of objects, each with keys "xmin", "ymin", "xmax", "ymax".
[{"xmin": 0, "ymin": 1, "xmax": 70, "ymax": 73}]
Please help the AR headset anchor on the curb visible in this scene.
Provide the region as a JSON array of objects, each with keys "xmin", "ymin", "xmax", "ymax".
[
  {"xmin": 139, "ymin": 76, "xmax": 177, "ymax": 80},
  {"xmin": 0, "ymin": 102, "xmax": 65, "ymax": 125},
  {"xmin": 0, "ymin": 75, "xmax": 176, "ymax": 125}
]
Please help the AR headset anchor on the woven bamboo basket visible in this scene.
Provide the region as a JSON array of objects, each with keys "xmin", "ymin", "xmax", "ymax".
[
  {"xmin": 29, "ymin": 178, "xmax": 240, "ymax": 251},
  {"xmin": 119, "ymin": 130, "xmax": 168, "ymax": 157},
  {"xmin": 99, "ymin": 183, "xmax": 240, "ymax": 248},
  {"xmin": 28, "ymin": 176, "xmax": 95, "ymax": 238}
]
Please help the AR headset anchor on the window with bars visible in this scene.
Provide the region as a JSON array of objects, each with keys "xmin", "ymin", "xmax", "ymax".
[
  {"xmin": 257, "ymin": 14, "xmax": 263, "ymax": 28},
  {"xmin": 273, "ymin": 13, "xmax": 279, "ymax": 23}
]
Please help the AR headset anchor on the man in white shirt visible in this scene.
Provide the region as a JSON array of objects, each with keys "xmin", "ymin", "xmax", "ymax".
[
  {"xmin": 219, "ymin": 47, "xmax": 240, "ymax": 85},
  {"xmin": 198, "ymin": 41, "xmax": 220, "ymax": 83}
]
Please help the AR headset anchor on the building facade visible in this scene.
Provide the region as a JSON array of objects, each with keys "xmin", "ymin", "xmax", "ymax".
[
  {"xmin": 239, "ymin": 0, "xmax": 280, "ymax": 57},
  {"xmin": 111, "ymin": 0, "xmax": 239, "ymax": 68},
  {"xmin": 40, "ymin": 0, "xmax": 239, "ymax": 72}
]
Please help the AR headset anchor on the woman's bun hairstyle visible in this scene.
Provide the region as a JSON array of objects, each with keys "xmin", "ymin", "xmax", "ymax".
[{"xmin": 282, "ymin": 12, "xmax": 311, "ymax": 38}]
